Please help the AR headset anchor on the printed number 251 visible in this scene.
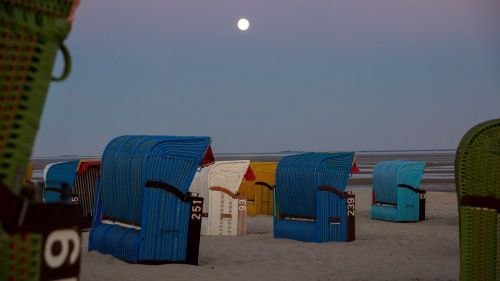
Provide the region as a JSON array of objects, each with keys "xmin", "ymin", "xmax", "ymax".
[{"xmin": 191, "ymin": 200, "xmax": 202, "ymax": 220}]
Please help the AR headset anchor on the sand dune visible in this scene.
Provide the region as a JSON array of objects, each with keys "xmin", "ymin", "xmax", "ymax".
[{"xmin": 80, "ymin": 188, "xmax": 459, "ymax": 281}]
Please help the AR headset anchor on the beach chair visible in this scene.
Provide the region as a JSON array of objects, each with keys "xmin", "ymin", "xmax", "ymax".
[
  {"xmin": 88, "ymin": 136, "xmax": 212, "ymax": 265},
  {"xmin": 455, "ymin": 119, "xmax": 500, "ymax": 281},
  {"xmin": 239, "ymin": 162, "xmax": 277, "ymax": 216},
  {"xmin": 189, "ymin": 160, "xmax": 254, "ymax": 236},
  {"xmin": 274, "ymin": 152, "xmax": 356, "ymax": 243},
  {"xmin": 0, "ymin": 0, "xmax": 81, "ymax": 280},
  {"xmin": 44, "ymin": 160, "xmax": 100, "ymax": 228},
  {"xmin": 0, "ymin": 0, "xmax": 79, "ymax": 191},
  {"xmin": 371, "ymin": 160, "xmax": 426, "ymax": 222}
]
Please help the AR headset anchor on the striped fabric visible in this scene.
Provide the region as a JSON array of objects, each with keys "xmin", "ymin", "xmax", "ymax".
[
  {"xmin": 371, "ymin": 160, "xmax": 426, "ymax": 222},
  {"xmin": 274, "ymin": 152, "xmax": 356, "ymax": 243},
  {"xmin": 43, "ymin": 160, "xmax": 100, "ymax": 228},
  {"xmin": 73, "ymin": 164, "xmax": 100, "ymax": 224},
  {"xmin": 88, "ymin": 135, "xmax": 210, "ymax": 263}
]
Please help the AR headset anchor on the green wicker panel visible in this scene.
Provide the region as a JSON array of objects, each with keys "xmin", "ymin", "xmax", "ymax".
[
  {"xmin": 1, "ymin": 0, "xmax": 76, "ymax": 18},
  {"xmin": 0, "ymin": 0, "xmax": 77, "ymax": 191},
  {"xmin": 0, "ymin": 228, "xmax": 42, "ymax": 281},
  {"xmin": 459, "ymin": 207, "xmax": 497, "ymax": 281},
  {"xmin": 455, "ymin": 119, "xmax": 500, "ymax": 198},
  {"xmin": 456, "ymin": 119, "xmax": 500, "ymax": 281},
  {"xmin": 497, "ymin": 213, "xmax": 500, "ymax": 281}
]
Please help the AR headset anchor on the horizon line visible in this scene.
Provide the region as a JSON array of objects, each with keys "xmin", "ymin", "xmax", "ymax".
[{"xmin": 31, "ymin": 148, "xmax": 456, "ymax": 159}]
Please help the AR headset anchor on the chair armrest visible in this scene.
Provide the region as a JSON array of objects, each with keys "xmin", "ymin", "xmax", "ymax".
[
  {"xmin": 397, "ymin": 184, "xmax": 425, "ymax": 194},
  {"xmin": 318, "ymin": 185, "xmax": 347, "ymax": 199},
  {"xmin": 208, "ymin": 186, "xmax": 239, "ymax": 199},
  {"xmin": 255, "ymin": 182, "xmax": 274, "ymax": 190},
  {"xmin": 145, "ymin": 181, "xmax": 188, "ymax": 202}
]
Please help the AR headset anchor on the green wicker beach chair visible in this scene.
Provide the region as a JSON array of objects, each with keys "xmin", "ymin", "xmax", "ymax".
[
  {"xmin": 0, "ymin": 1, "xmax": 81, "ymax": 280},
  {"xmin": 0, "ymin": 0, "xmax": 78, "ymax": 192},
  {"xmin": 455, "ymin": 119, "xmax": 500, "ymax": 281}
]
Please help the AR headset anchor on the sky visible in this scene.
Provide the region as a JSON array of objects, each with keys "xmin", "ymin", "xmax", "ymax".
[{"xmin": 32, "ymin": 0, "xmax": 500, "ymax": 156}]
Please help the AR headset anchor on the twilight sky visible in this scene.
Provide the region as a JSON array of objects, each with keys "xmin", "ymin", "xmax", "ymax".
[{"xmin": 32, "ymin": 0, "xmax": 500, "ymax": 156}]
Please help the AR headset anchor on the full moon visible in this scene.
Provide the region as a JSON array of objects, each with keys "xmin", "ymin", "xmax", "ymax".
[{"xmin": 237, "ymin": 18, "xmax": 250, "ymax": 31}]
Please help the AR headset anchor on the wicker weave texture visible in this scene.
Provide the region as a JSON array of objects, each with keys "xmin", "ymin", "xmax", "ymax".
[
  {"xmin": 89, "ymin": 135, "xmax": 210, "ymax": 263},
  {"xmin": 0, "ymin": 0, "xmax": 77, "ymax": 190},
  {"xmin": 274, "ymin": 152, "xmax": 355, "ymax": 243},
  {"xmin": 371, "ymin": 160, "xmax": 426, "ymax": 222},
  {"xmin": 455, "ymin": 119, "xmax": 500, "ymax": 281},
  {"xmin": 276, "ymin": 152, "xmax": 354, "ymax": 218},
  {"xmin": 0, "ymin": 229, "xmax": 42, "ymax": 281}
]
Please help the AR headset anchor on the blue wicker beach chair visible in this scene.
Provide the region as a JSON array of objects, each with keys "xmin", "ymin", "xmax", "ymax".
[
  {"xmin": 274, "ymin": 152, "xmax": 356, "ymax": 243},
  {"xmin": 88, "ymin": 136, "xmax": 211, "ymax": 265},
  {"xmin": 371, "ymin": 160, "xmax": 426, "ymax": 222},
  {"xmin": 44, "ymin": 160, "xmax": 100, "ymax": 228},
  {"xmin": 44, "ymin": 160, "xmax": 80, "ymax": 202}
]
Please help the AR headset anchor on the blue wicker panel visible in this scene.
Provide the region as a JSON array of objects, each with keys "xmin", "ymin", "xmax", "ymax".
[
  {"xmin": 396, "ymin": 187, "xmax": 421, "ymax": 221},
  {"xmin": 397, "ymin": 162, "xmax": 426, "ymax": 190},
  {"xmin": 140, "ymin": 137, "xmax": 210, "ymax": 261},
  {"xmin": 99, "ymin": 135, "xmax": 134, "ymax": 223},
  {"xmin": 44, "ymin": 160, "xmax": 80, "ymax": 202},
  {"xmin": 140, "ymin": 198, "xmax": 190, "ymax": 261},
  {"xmin": 317, "ymin": 192, "xmax": 349, "ymax": 242},
  {"xmin": 88, "ymin": 223, "xmax": 140, "ymax": 263},
  {"xmin": 146, "ymin": 138, "xmax": 211, "ymax": 194},
  {"xmin": 276, "ymin": 152, "xmax": 355, "ymax": 218},
  {"xmin": 274, "ymin": 220, "xmax": 317, "ymax": 242},
  {"xmin": 371, "ymin": 204, "xmax": 398, "ymax": 222},
  {"xmin": 372, "ymin": 160, "xmax": 425, "ymax": 205}
]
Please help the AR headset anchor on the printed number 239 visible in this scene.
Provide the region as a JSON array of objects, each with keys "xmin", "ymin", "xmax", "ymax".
[{"xmin": 347, "ymin": 198, "xmax": 355, "ymax": 217}]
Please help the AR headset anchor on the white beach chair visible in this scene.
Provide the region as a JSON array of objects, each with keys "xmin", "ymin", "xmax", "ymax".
[{"xmin": 189, "ymin": 160, "xmax": 252, "ymax": 236}]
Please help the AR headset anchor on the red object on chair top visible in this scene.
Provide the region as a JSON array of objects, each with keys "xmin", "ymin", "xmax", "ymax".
[
  {"xmin": 77, "ymin": 160, "xmax": 100, "ymax": 175},
  {"xmin": 243, "ymin": 166, "xmax": 256, "ymax": 181},
  {"xmin": 351, "ymin": 161, "xmax": 360, "ymax": 174},
  {"xmin": 200, "ymin": 145, "xmax": 215, "ymax": 167}
]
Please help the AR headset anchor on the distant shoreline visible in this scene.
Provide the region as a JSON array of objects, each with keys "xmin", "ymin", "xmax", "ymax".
[{"xmin": 32, "ymin": 148, "xmax": 457, "ymax": 159}]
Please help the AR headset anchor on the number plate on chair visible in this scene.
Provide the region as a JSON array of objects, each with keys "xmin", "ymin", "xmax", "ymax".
[
  {"xmin": 185, "ymin": 196, "xmax": 204, "ymax": 265},
  {"xmin": 21, "ymin": 203, "xmax": 82, "ymax": 281},
  {"xmin": 346, "ymin": 194, "xmax": 355, "ymax": 242},
  {"xmin": 418, "ymin": 190, "xmax": 426, "ymax": 221}
]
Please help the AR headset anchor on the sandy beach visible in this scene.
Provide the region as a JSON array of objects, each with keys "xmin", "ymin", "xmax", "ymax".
[
  {"xmin": 80, "ymin": 187, "xmax": 459, "ymax": 281},
  {"xmin": 32, "ymin": 152, "xmax": 459, "ymax": 280}
]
